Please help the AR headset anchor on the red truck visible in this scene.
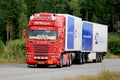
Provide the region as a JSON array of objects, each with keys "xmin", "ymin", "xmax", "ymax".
[{"xmin": 24, "ymin": 13, "xmax": 108, "ymax": 68}]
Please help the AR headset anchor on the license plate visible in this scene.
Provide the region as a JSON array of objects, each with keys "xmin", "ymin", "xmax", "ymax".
[
  {"xmin": 39, "ymin": 61, "xmax": 45, "ymax": 64},
  {"xmin": 48, "ymin": 60, "xmax": 53, "ymax": 64}
]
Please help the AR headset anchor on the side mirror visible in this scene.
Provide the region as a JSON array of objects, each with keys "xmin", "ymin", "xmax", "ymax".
[{"xmin": 23, "ymin": 29, "xmax": 27, "ymax": 40}]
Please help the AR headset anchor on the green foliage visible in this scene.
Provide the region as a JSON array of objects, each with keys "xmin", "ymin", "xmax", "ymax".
[
  {"xmin": 92, "ymin": 14, "xmax": 98, "ymax": 22},
  {"xmin": 0, "ymin": 0, "xmax": 120, "ymax": 42},
  {"xmin": 68, "ymin": 0, "xmax": 81, "ymax": 16},
  {"xmin": 0, "ymin": 40, "xmax": 5, "ymax": 56},
  {"xmin": 18, "ymin": 12, "xmax": 28, "ymax": 38},
  {"xmin": 2, "ymin": 39, "xmax": 26, "ymax": 61},
  {"xmin": 62, "ymin": 71, "xmax": 120, "ymax": 80},
  {"xmin": 0, "ymin": 0, "xmax": 27, "ymax": 41},
  {"xmin": 108, "ymin": 33, "xmax": 120, "ymax": 55}
]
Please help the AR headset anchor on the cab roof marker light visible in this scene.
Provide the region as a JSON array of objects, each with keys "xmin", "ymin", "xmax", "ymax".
[
  {"xmin": 52, "ymin": 16, "xmax": 55, "ymax": 21},
  {"xmin": 30, "ymin": 15, "xmax": 34, "ymax": 20},
  {"xmin": 44, "ymin": 57, "xmax": 48, "ymax": 59},
  {"xmin": 36, "ymin": 14, "xmax": 40, "ymax": 17},
  {"xmin": 48, "ymin": 16, "xmax": 50, "ymax": 20}
]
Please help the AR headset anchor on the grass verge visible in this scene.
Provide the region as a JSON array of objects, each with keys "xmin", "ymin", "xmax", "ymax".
[
  {"xmin": 61, "ymin": 71, "xmax": 120, "ymax": 80},
  {"xmin": 0, "ymin": 57, "xmax": 25, "ymax": 64},
  {"xmin": 105, "ymin": 51, "xmax": 120, "ymax": 59}
]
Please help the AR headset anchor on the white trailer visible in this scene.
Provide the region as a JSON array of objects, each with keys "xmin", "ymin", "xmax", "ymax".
[
  {"xmin": 56, "ymin": 14, "xmax": 108, "ymax": 63},
  {"xmin": 81, "ymin": 21, "xmax": 108, "ymax": 62}
]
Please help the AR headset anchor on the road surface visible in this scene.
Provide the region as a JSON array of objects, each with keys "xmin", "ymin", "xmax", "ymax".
[{"xmin": 0, "ymin": 59, "xmax": 120, "ymax": 80}]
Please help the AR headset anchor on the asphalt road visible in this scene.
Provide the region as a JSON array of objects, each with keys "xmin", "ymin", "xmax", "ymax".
[{"xmin": 0, "ymin": 59, "xmax": 120, "ymax": 80}]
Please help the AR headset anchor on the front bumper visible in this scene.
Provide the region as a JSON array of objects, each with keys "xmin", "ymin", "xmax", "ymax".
[{"xmin": 26, "ymin": 58, "xmax": 59, "ymax": 65}]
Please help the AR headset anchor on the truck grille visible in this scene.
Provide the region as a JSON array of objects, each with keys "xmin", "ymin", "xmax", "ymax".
[{"xmin": 32, "ymin": 44, "xmax": 49, "ymax": 53}]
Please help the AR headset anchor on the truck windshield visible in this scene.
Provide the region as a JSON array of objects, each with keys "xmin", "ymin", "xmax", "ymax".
[{"xmin": 29, "ymin": 30, "xmax": 56, "ymax": 40}]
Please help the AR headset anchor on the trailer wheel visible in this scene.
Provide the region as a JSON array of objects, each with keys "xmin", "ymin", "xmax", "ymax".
[
  {"xmin": 82, "ymin": 53, "xmax": 85, "ymax": 64},
  {"xmin": 93, "ymin": 53, "xmax": 102, "ymax": 63},
  {"xmin": 99, "ymin": 53, "xmax": 102, "ymax": 62},
  {"xmin": 79, "ymin": 53, "xmax": 82, "ymax": 64},
  {"xmin": 57, "ymin": 55, "xmax": 63, "ymax": 68},
  {"xmin": 93, "ymin": 53, "xmax": 98, "ymax": 63},
  {"xmin": 97, "ymin": 53, "xmax": 102, "ymax": 63}
]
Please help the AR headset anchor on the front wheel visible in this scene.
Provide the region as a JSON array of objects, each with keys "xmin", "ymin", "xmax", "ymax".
[{"xmin": 27, "ymin": 64, "xmax": 36, "ymax": 68}]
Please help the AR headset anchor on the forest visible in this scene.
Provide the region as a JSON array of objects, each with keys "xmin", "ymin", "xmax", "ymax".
[
  {"xmin": 0, "ymin": 0, "xmax": 120, "ymax": 62},
  {"xmin": 0, "ymin": 0, "xmax": 120, "ymax": 42}
]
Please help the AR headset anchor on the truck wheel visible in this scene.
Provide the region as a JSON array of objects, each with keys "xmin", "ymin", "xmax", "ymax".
[
  {"xmin": 93, "ymin": 53, "xmax": 99, "ymax": 63},
  {"xmin": 66, "ymin": 55, "xmax": 72, "ymax": 67},
  {"xmin": 68, "ymin": 55, "xmax": 72, "ymax": 66},
  {"xmin": 97, "ymin": 53, "xmax": 102, "ymax": 62},
  {"xmin": 27, "ymin": 64, "xmax": 36, "ymax": 68},
  {"xmin": 57, "ymin": 55, "xmax": 63, "ymax": 68},
  {"xmin": 82, "ymin": 53, "xmax": 85, "ymax": 64},
  {"xmin": 27, "ymin": 64, "xmax": 31, "ymax": 68},
  {"xmin": 79, "ymin": 53, "xmax": 82, "ymax": 64},
  {"xmin": 93, "ymin": 53, "xmax": 102, "ymax": 63},
  {"xmin": 66, "ymin": 57, "xmax": 70, "ymax": 67},
  {"xmin": 99, "ymin": 53, "xmax": 102, "ymax": 62}
]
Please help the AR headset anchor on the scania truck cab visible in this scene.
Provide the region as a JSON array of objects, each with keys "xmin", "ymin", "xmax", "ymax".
[{"xmin": 24, "ymin": 13, "xmax": 72, "ymax": 68}]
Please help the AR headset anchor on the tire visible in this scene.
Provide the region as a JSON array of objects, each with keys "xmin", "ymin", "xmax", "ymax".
[
  {"xmin": 99, "ymin": 53, "xmax": 102, "ymax": 62},
  {"xmin": 79, "ymin": 53, "xmax": 82, "ymax": 64},
  {"xmin": 66, "ymin": 56, "xmax": 70, "ymax": 67},
  {"xmin": 66, "ymin": 61, "xmax": 69, "ymax": 67},
  {"xmin": 82, "ymin": 53, "xmax": 85, "ymax": 64},
  {"xmin": 27, "ymin": 64, "xmax": 36, "ymax": 68},
  {"xmin": 79, "ymin": 53, "xmax": 83, "ymax": 64},
  {"xmin": 69, "ymin": 55, "xmax": 72, "ymax": 66},
  {"xmin": 93, "ymin": 53, "xmax": 99, "ymax": 63},
  {"xmin": 57, "ymin": 55, "xmax": 63, "ymax": 68},
  {"xmin": 97, "ymin": 53, "xmax": 100, "ymax": 62},
  {"xmin": 97, "ymin": 53, "xmax": 102, "ymax": 63}
]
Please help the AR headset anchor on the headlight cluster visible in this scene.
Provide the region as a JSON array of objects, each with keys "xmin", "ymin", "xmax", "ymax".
[{"xmin": 34, "ymin": 56, "xmax": 48, "ymax": 59}]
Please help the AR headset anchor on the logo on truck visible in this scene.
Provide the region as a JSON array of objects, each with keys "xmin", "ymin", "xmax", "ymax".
[
  {"xmin": 95, "ymin": 33, "xmax": 99, "ymax": 44},
  {"xmin": 95, "ymin": 32, "xmax": 105, "ymax": 44},
  {"xmin": 82, "ymin": 22, "xmax": 93, "ymax": 51}
]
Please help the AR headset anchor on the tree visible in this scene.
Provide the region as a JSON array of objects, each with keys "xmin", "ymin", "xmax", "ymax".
[
  {"xmin": 68, "ymin": 0, "xmax": 81, "ymax": 17},
  {"xmin": 0, "ymin": 0, "xmax": 28, "ymax": 41},
  {"xmin": 92, "ymin": 14, "xmax": 98, "ymax": 22},
  {"xmin": 35, "ymin": 0, "xmax": 68, "ymax": 13},
  {"xmin": 18, "ymin": 12, "xmax": 28, "ymax": 38},
  {"xmin": 1, "ymin": 0, "xmax": 120, "ymax": 43},
  {"xmin": 105, "ymin": 0, "xmax": 120, "ymax": 32},
  {"xmin": 114, "ymin": 21, "xmax": 120, "ymax": 33},
  {"xmin": 18, "ymin": 0, "xmax": 28, "ymax": 38},
  {"xmin": 80, "ymin": 0, "xmax": 95, "ymax": 21},
  {"xmin": 0, "ymin": 0, "xmax": 14, "ymax": 41}
]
